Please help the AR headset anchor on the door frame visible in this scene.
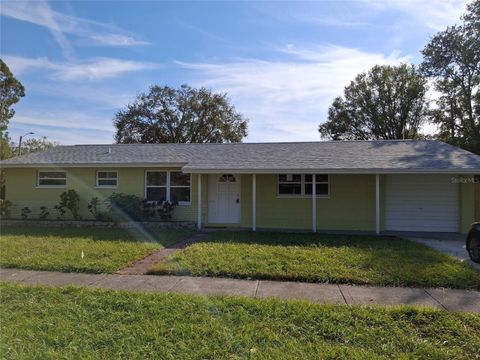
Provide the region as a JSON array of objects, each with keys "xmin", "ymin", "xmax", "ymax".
[{"xmin": 207, "ymin": 173, "xmax": 241, "ymax": 224}]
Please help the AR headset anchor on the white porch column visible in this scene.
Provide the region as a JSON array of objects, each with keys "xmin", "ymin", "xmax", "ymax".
[
  {"xmin": 197, "ymin": 174, "xmax": 202, "ymax": 230},
  {"xmin": 375, "ymin": 174, "xmax": 380, "ymax": 235},
  {"xmin": 252, "ymin": 174, "xmax": 257, "ymax": 231},
  {"xmin": 312, "ymin": 174, "xmax": 317, "ymax": 233}
]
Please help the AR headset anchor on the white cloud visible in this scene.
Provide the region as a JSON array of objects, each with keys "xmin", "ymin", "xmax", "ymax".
[
  {"xmin": 256, "ymin": 0, "xmax": 467, "ymax": 32},
  {"xmin": 0, "ymin": 56, "xmax": 55, "ymax": 75},
  {"xmin": 87, "ymin": 34, "xmax": 149, "ymax": 47},
  {"xmin": 361, "ymin": 0, "xmax": 467, "ymax": 31},
  {"xmin": 3, "ymin": 55, "xmax": 159, "ymax": 81},
  {"xmin": 56, "ymin": 58, "xmax": 158, "ymax": 81},
  {"xmin": 11, "ymin": 125, "xmax": 112, "ymax": 144},
  {"xmin": 178, "ymin": 44, "xmax": 410, "ymax": 142},
  {"xmin": 9, "ymin": 110, "xmax": 116, "ymax": 144},
  {"xmin": 0, "ymin": 0, "xmax": 149, "ymax": 57},
  {"xmin": 176, "ymin": 19, "xmax": 231, "ymax": 44},
  {"xmin": 1, "ymin": 0, "xmax": 74, "ymax": 58},
  {"xmin": 29, "ymin": 82, "xmax": 137, "ymax": 109},
  {"xmin": 13, "ymin": 111, "xmax": 114, "ymax": 132}
]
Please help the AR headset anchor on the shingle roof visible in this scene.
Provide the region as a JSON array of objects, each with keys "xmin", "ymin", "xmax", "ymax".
[{"xmin": 1, "ymin": 140, "xmax": 480, "ymax": 173}]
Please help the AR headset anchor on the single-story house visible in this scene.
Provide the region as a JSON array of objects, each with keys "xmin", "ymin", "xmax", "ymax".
[{"xmin": 1, "ymin": 140, "xmax": 479, "ymax": 234}]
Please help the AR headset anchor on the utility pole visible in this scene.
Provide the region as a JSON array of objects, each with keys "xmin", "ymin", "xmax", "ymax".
[{"xmin": 18, "ymin": 132, "xmax": 34, "ymax": 156}]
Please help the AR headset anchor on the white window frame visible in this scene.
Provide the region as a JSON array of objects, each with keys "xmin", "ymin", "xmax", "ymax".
[
  {"xmin": 277, "ymin": 174, "xmax": 302, "ymax": 196},
  {"xmin": 144, "ymin": 170, "xmax": 192, "ymax": 206},
  {"xmin": 37, "ymin": 170, "xmax": 67, "ymax": 188},
  {"xmin": 304, "ymin": 174, "xmax": 329, "ymax": 197},
  {"xmin": 277, "ymin": 174, "xmax": 330, "ymax": 198},
  {"xmin": 96, "ymin": 170, "xmax": 118, "ymax": 189},
  {"xmin": 169, "ymin": 171, "xmax": 192, "ymax": 205}
]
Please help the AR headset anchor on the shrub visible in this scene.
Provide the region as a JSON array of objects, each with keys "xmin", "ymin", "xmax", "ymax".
[
  {"xmin": 87, "ymin": 197, "xmax": 110, "ymax": 222},
  {"xmin": 0, "ymin": 199, "xmax": 12, "ymax": 218},
  {"xmin": 157, "ymin": 200, "xmax": 177, "ymax": 221},
  {"xmin": 106, "ymin": 193, "xmax": 143, "ymax": 221},
  {"xmin": 141, "ymin": 200, "xmax": 157, "ymax": 220},
  {"xmin": 57, "ymin": 190, "xmax": 81, "ymax": 220},
  {"xmin": 140, "ymin": 200, "xmax": 177, "ymax": 221},
  {"xmin": 106, "ymin": 194, "xmax": 177, "ymax": 222},
  {"xmin": 21, "ymin": 207, "xmax": 31, "ymax": 220},
  {"xmin": 39, "ymin": 206, "xmax": 50, "ymax": 220},
  {"xmin": 53, "ymin": 204, "xmax": 66, "ymax": 219}
]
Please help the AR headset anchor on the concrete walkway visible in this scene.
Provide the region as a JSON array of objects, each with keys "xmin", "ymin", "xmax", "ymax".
[
  {"xmin": 116, "ymin": 232, "xmax": 210, "ymax": 275},
  {"xmin": 1, "ymin": 268, "xmax": 479, "ymax": 313}
]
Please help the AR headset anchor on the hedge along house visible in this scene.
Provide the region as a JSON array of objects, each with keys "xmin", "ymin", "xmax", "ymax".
[{"xmin": 1, "ymin": 140, "xmax": 479, "ymax": 234}]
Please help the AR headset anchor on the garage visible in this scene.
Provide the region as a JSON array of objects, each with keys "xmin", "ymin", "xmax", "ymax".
[{"xmin": 385, "ymin": 175, "xmax": 459, "ymax": 232}]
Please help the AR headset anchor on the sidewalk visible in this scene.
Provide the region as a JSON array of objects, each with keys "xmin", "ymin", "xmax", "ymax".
[{"xmin": 1, "ymin": 268, "xmax": 479, "ymax": 313}]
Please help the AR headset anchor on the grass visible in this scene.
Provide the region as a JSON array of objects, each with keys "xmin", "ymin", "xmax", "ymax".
[
  {"xmin": 0, "ymin": 226, "xmax": 192, "ymax": 273},
  {"xmin": 149, "ymin": 231, "xmax": 480, "ymax": 289},
  {"xmin": 1, "ymin": 283, "xmax": 479, "ymax": 359}
]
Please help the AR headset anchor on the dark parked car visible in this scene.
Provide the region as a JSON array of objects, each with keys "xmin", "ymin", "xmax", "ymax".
[{"xmin": 466, "ymin": 223, "xmax": 480, "ymax": 263}]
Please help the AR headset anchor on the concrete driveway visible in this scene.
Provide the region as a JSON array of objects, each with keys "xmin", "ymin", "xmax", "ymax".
[{"xmin": 395, "ymin": 232, "xmax": 480, "ymax": 271}]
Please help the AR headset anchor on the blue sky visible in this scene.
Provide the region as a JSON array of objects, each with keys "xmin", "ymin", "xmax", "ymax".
[{"xmin": 0, "ymin": 0, "xmax": 468, "ymax": 144}]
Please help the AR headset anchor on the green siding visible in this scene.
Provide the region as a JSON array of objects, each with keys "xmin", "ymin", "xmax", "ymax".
[
  {"xmin": 3, "ymin": 168, "xmax": 474, "ymax": 233},
  {"xmin": 252, "ymin": 174, "xmax": 376, "ymax": 231},
  {"xmin": 459, "ymin": 181, "xmax": 475, "ymax": 234},
  {"xmin": 4, "ymin": 167, "xmax": 197, "ymax": 221},
  {"xmin": 202, "ymin": 174, "xmax": 377, "ymax": 231}
]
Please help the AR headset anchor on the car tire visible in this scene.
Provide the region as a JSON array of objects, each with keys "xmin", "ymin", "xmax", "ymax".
[{"xmin": 467, "ymin": 234, "xmax": 480, "ymax": 263}]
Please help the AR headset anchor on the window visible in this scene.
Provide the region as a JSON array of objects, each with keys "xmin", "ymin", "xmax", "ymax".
[
  {"xmin": 170, "ymin": 172, "xmax": 191, "ymax": 203},
  {"xmin": 145, "ymin": 171, "xmax": 191, "ymax": 204},
  {"xmin": 146, "ymin": 171, "xmax": 167, "ymax": 202},
  {"xmin": 305, "ymin": 174, "xmax": 329, "ymax": 196},
  {"xmin": 219, "ymin": 174, "xmax": 236, "ymax": 182},
  {"xmin": 278, "ymin": 174, "xmax": 329, "ymax": 197},
  {"xmin": 96, "ymin": 171, "xmax": 118, "ymax": 188},
  {"xmin": 37, "ymin": 171, "xmax": 66, "ymax": 187},
  {"xmin": 278, "ymin": 174, "xmax": 302, "ymax": 195}
]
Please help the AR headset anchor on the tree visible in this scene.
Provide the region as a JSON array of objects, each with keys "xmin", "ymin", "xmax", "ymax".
[
  {"xmin": 114, "ymin": 85, "xmax": 248, "ymax": 143},
  {"xmin": 0, "ymin": 136, "xmax": 13, "ymax": 160},
  {"xmin": 18, "ymin": 136, "xmax": 58, "ymax": 156},
  {"xmin": 318, "ymin": 64, "xmax": 429, "ymax": 140},
  {"xmin": 421, "ymin": 0, "xmax": 480, "ymax": 154},
  {"xmin": 1, "ymin": 59, "xmax": 25, "ymax": 161},
  {"xmin": 0, "ymin": 59, "xmax": 26, "ymax": 199},
  {"xmin": 0, "ymin": 59, "xmax": 25, "ymax": 136}
]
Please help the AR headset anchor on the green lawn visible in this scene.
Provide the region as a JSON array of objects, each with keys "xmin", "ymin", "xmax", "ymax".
[
  {"xmin": 1, "ymin": 283, "xmax": 479, "ymax": 359},
  {"xmin": 149, "ymin": 231, "xmax": 480, "ymax": 289},
  {"xmin": 0, "ymin": 226, "xmax": 192, "ymax": 273}
]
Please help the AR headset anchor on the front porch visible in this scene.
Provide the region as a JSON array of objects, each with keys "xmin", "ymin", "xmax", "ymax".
[
  {"xmin": 194, "ymin": 173, "xmax": 475, "ymax": 234},
  {"xmin": 195, "ymin": 173, "xmax": 382, "ymax": 234}
]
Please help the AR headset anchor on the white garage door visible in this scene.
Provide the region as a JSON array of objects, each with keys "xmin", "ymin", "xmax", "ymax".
[{"xmin": 386, "ymin": 175, "xmax": 459, "ymax": 232}]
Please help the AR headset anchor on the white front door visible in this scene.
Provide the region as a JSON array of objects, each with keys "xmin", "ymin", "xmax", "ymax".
[{"xmin": 208, "ymin": 174, "xmax": 241, "ymax": 223}]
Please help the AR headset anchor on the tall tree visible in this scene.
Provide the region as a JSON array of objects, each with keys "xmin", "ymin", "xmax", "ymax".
[
  {"xmin": 18, "ymin": 136, "xmax": 58, "ymax": 156},
  {"xmin": 114, "ymin": 85, "xmax": 248, "ymax": 143},
  {"xmin": 421, "ymin": 0, "xmax": 480, "ymax": 154},
  {"xmin": 0, "ymin": 59, "xmax": 25, "ymax": 136},
  {"xmin": 1, "ymin": 59, "xmax": 25, "ymax": 162},
  {"xmin": 318, "ymin": 64, "xmax": 429, "ymax": 140}
]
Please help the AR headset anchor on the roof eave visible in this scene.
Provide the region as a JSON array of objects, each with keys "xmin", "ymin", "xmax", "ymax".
[
  {"xmin": 2, "ymin": 163, "xmax": 479, "ymax": 175},
  {"xmin": 183, "ymin": 168, "xmax": 480, "ymax": 174},
  {"xmin": 1, "ymin": 162, "xmax": 188, "ymax": 169}
]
